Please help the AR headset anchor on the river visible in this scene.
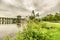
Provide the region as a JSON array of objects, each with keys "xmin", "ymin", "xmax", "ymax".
[{"xmin": 0, "ymin": 24, "xmax": 24, "ymax": 40}]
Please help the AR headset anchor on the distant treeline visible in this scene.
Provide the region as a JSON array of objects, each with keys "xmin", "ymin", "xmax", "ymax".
[
  {"xmin": 29, "ymin": 10, "xmax": 60, "ymax": 22},
  {"xmin": 42, "ymin": 13, "xmax": 60, "ymax": 22}
]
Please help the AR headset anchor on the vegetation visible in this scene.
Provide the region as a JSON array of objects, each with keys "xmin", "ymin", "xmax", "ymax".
[
  {"xmin": 5, "ymin": 35, "xmax": 10, "ymax": 40},
  {"xmin": 5, "ymin": 21, "xmax": 56, "ymax": 40},
  {"xmin": 5, "ymin": 10, "xmax": 60, "ymax": 40},
  {"xmin": 42, "ymin": 13, "xmax": 60, "ymax": 22}
]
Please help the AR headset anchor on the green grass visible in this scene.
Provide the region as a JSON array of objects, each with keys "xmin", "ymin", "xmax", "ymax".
[
  {"xmin": 5, "ymin": 21, "xmax": 60, "ymax": 40},
  {"xmin": 44, "ymin": 22, "xmax": 60, "ymax": 40}
]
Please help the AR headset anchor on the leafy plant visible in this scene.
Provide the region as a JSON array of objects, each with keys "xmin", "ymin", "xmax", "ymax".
[{"xmin": 5, "ymin": 35, "xmax": 10, "ymax": 40}]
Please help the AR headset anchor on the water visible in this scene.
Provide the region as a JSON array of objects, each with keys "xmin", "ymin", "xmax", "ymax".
[{"xmin": 0, "ymin": 24, "xmax": 23, "ymax": 40}]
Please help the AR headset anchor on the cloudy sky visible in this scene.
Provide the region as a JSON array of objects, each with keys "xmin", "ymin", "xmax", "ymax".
[{"xmin": 0, "ymin": 0, "xmax": 60, "ymax": 17}]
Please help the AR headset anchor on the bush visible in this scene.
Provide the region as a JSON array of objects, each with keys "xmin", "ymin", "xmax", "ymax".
[
  {"xmin": 14, "ymin": 21, "xmax": 54, "ymax": 40},
  {"xmin": 5, "ymin": 35, "xmax": 10, "ymax": 40},
  {"xmin": 5, "ymin": 21, "xmax": 55, "ymax": 40}
]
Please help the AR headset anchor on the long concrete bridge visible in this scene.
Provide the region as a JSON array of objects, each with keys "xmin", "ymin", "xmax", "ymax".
[
  {"xmin": 0, "ymin": 16, "xmax": 22, "ymax": 24},
  {"xmin": 0, "ymin": 17, "xmax": 16, "ymax": 24}
]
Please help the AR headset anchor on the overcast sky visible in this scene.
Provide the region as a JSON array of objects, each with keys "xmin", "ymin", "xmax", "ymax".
[{"xmin": 0, "ymin": 0, "xmax": 60, "ymax": 17}]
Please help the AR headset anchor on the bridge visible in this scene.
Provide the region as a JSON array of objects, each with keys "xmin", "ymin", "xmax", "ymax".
[
  {"xmin": 0, "ymin": 17, "xmax": 16, "ymax": 24},
  {"xmin": 0, "ymin": 16, "xmax": 22, "ymax": 24}
]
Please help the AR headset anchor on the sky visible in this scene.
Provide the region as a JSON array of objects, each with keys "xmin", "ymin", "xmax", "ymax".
[{"xmin": 0, "ymin": 0, "xmax": 60, "ymax": 18}]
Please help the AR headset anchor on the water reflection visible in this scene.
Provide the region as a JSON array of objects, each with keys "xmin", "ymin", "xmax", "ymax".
[
  {"xmin": 17, "ymin": 23, "xmax": 21, "ymax": 28},
  {"xmin": 0, "ymin": 24, "xmax": 22, "ymax": 40},
  {"xmin": 0, "ymin": 19, "xmax": 26, "ymax": 40}
]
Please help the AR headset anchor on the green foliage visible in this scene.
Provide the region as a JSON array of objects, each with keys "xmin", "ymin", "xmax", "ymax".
[
  {"xmin": 42, "ymin": 14, "xmax": 53, "ymax": 21},
  {"xmin": 14, "ymin": 21, "xmax": 54, "ymax": 40},
  {"xmin": 29, "ymin": 10, "xmax": 36, "ymax": 20},
  {"xmin": 42, "ymin": 13, "xmax": 60, "ymax": 22},
  {"xmin": 32, "ymin": 10, "xmax": 35, "ymax": 17},
  {"xmin": 4, "ymin": 10, "xmax": 56, "ymax": 40},
  {"xmin": 5, "ymin": 20, "xmax": 55, "ymax": 40},
  {"xmin": 36, "ymin": 13, "xmax": 39, "ymax": 17},
  {"xmin": 54, "ymin": 13, "xmax": 60, "ymax": 21},
  {"xmin": 29, "ymin": 16, "xmax": 35, "ymax": 20},
  {"xmin": 5, "ymin": 35, "xmax": 10, "ymax": 40},
  {"xmin": 14, "ymin": 31, "xmax": 23, "ymax": 40}
]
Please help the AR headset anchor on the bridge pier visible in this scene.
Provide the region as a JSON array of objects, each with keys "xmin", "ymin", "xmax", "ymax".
[
  {"xmin": 2, "ymin": 18, "xmax": 4, "ymax": 24},
  {"xmin": 0, "ymin": 18, "xmax": 1, "ymax": 24},
  {"xmin": 0, "ymin": 17, "xmax": 20, "ymax": 24},
  {"xmin": 6, "ymin": 18, "xmax": 8, "ymax": 24},
  {"xmin": 7, "ymin": 18, "xmax": 9, "ymax": 24},
  {"xmin": 3, "ymin": 18, "xmax": 5, "ymax": 24},
  {"xmin": 1, "ymin": 18, "xmax": 2, "ymax": 24},
  {"xmin": 10, "ymin": 18, "xmax": 13, "ymax": 24},
  {"xmin": 5, "ymin": 18, "xmax": 7, "ymax": 24}
]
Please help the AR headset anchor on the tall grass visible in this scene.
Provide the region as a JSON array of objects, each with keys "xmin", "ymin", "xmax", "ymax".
[{"xmin": 5, "ymin": 20, "xmax": 56, "ymax": 40}]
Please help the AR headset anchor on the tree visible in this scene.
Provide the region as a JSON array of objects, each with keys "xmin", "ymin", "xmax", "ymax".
[
  {"xmin": 32, "ymin": 10, "xmax": 35, "ymax": 16},
  {"xmin": 42, "ymin": 14, "xmax": 54, "ymax": 21},
  {"xmin": 29, "ymin": 10, "xmax": 35, "ymax": 20},
  {"xmin": 36, "ymin": 13, "xmax": 40, "ymax": 18},
  {"xmin": 54, "ymin": 13, "xmax": 60, "ymax": 21}
]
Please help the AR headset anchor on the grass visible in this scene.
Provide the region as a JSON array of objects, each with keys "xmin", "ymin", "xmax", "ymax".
[
  {"xmin": 44, "ymin": 22, "xmax": 60, "ymax": 40},
  {"xmin": 4, "ymin": 21, "xmax": 60, "ymax": 40}
]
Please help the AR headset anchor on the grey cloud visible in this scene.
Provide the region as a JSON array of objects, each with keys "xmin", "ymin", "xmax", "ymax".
[{"xmin": 0, "ymin": 0, "xmax": 60, "ymax": 17}]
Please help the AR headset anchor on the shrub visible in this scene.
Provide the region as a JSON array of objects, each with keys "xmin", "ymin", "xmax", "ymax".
[
  {"xmin": 5, "ymin": 21, "xmax": 55, "ymax": 40},
  {"xmin": 5, "ymin": 35, "xmax": 10, "ymax": 40},
  {"xmin": 14, "ymin": 21, "xmax": 54, "ymax": 40}
]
